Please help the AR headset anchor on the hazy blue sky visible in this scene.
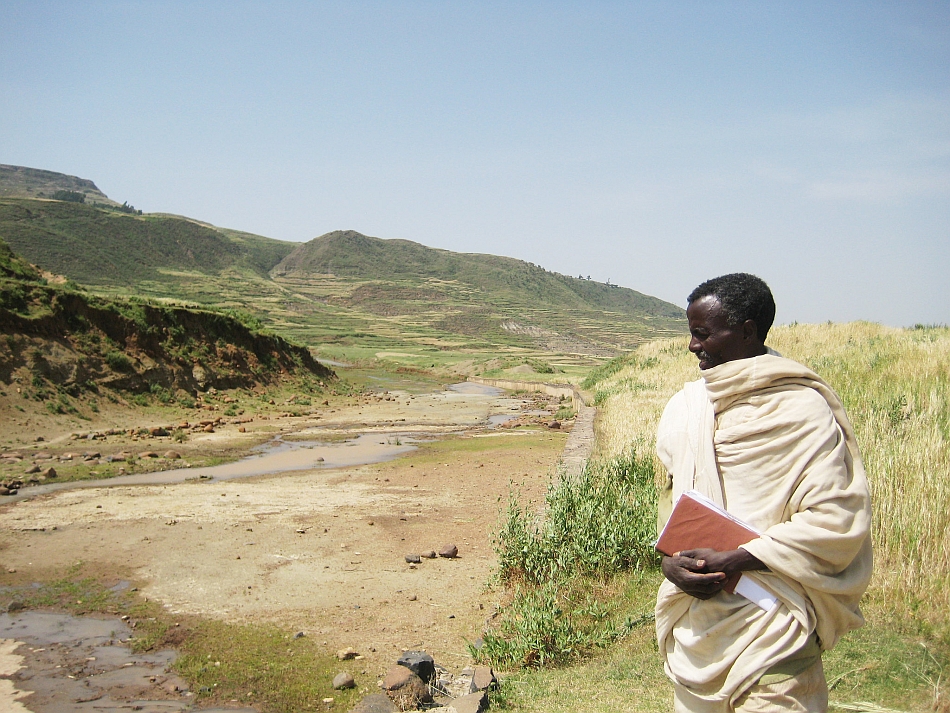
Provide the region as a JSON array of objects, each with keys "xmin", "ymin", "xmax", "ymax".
[{"xmin": 2, "ymin": 2, "xmax": 947, "ymax": 326}]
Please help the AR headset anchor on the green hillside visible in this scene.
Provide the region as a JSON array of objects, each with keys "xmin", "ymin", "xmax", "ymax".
[
  {"xmin": 275, "ymin": 230, "xmax": 682, "ymax": 319},
  {"xmin": 0, "ymin": 171, "xmax": 687, "ymax": 371},
  {"xmin": 0, "ymin": 199, "xmax": 295, "ymax": 284},
  {"xmin": 0, "ymin": 233, "xmax": 332, "ymax": 414}
]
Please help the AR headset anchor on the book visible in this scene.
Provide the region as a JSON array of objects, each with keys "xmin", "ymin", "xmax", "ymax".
[{"xmin": 656, "ymin": 490, "xmax": 776, "ymax": 609}]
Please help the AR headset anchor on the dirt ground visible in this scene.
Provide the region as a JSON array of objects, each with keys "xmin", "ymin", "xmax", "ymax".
[{"xmin": 0, "ymin": 379, "xmax": 568, "ymax": 684}]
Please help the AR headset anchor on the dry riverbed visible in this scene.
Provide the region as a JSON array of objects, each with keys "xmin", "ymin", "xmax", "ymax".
[{"xmin": 0, "ymin": 378, "xmax": 571, "ymax": 711}]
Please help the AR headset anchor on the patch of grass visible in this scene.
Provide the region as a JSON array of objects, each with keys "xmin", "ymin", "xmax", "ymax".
[{"xmin": 174, "ymin": 621, "xmax": 364, "ymax": 711}]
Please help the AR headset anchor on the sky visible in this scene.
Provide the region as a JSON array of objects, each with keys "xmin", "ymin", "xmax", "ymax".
[{"xmin": 1, "ymin": 1, "xmax": 948, "ymax": 327}]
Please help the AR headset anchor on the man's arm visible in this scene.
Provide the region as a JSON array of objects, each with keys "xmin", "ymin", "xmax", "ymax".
[{"xmin": 662, "ymin": 548, "xmax": 767, "ymax": 600}]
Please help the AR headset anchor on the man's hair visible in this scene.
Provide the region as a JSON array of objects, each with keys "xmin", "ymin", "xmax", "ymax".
[{"xmin": 687, "ymin": 273, "xmax": 776, "ymax": 340}]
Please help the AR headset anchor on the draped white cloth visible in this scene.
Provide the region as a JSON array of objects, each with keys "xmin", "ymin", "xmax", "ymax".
[{"xmin": 655, "ymin": 354, "xmax": 873, "ymax": 711}]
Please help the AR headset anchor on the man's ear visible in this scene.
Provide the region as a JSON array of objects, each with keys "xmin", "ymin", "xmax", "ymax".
[{"xmin": 742, "ymin": 319, "xmax": 758, "ymax": 343}]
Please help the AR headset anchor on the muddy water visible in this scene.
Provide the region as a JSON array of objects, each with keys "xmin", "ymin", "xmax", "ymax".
[
  {"xmin": 8, "ymin": 433, "xmax": 418, "ymax": 502},
  {"xmin": 1, "ymin": 610, "xmax": 256, "ymax": 712}
]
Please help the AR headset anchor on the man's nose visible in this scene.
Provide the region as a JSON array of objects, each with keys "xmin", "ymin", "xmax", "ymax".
[{"xmin": 688, "ymin": 336, "xmax": 702, "ymax": 353}]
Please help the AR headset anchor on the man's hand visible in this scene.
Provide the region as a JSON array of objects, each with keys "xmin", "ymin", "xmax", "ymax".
[{"xmin": 661, "ymin": 548, "xmax": 766, "ymax": 600}]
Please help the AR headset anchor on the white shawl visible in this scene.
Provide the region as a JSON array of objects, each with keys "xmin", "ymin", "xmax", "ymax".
[{"xmin": 655, "ymin": 354, "xmax": 872, "ymax": 709}]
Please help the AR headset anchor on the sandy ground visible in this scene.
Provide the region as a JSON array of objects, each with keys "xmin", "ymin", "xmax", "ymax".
[{"xmin": 0, "ymin": 381, "xmax": 567, "ymax": 683}]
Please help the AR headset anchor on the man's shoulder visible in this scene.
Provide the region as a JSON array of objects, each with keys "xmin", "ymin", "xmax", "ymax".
[{"xmin": 658, "ymin": 382, "xmax": 699, "ymax": 430}]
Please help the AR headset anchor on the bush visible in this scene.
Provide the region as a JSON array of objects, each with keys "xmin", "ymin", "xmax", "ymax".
[
  {"xmin": 496, "ymin": 447, "xmax": 658, "ymax": 586},
  {"xmin": 51, "ymin": 190, "xmax": 85, "ymax": 203},
  {"xmin": 105, "ymin": 351, "xmax": 133, "ymax": 372},
  {"xmin": 482, "ymin": 447, "xmax": 660, "ymax": 669}
]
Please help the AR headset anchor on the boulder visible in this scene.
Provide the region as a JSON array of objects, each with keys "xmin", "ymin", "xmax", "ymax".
[
  {"xmin": 381, "ymin": 666, "xmax": 431, "ymax": 711},
  {"xmin": 471, "ymin": 666, "xmax": 497, "ymax": 692},
  {"xmin": 163, "ymin": 451, "xmax": 182, "ymax": 460},
  {"xmin": 451, "ymin": 690, "xmax": 487, "ymax": 713},
  {"xmin": 149, "ymin": 427, "xmax": 169, "ymax": 437},
  {"xmin": 404, "ymin": 554, "xmax": 422, "ymax": 564},
  {"xmin": 396, "ymin": 651, "xmax": 435, "ymax": 683},
  {"xmin": 333, "ymin": 672, "xmax": 356, "ymax": 690},
  {"xmin": 41, "ymin": 467, "xmax": 57, "ymax": 478},
  {"xmin": 439, "ymin": 544, "xmax": 459, "ymax": 559}
]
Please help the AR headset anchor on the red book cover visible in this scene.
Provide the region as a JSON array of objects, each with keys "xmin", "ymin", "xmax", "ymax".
[{"xmin": 655, "ymin": 490, "xmax": 761, "ymax": 593}]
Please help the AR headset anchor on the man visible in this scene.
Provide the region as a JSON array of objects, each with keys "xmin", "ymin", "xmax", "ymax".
[{"xmin": 655, "ymin": 273, "xmax": 872, "ymax": 713}]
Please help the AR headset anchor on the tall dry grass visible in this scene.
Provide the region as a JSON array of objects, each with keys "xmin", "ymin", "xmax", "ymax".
[{"xmin": 593, "ymin": 322, "xmax": 950, "ymax": 628}]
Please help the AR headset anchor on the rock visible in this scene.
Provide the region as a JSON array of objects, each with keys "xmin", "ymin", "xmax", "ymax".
[
  {"xmin": 24, "ymin": 464, "xmax": 40, "ymax": 474},
  {"xmin": 203, "ymin": 425, "xmax": 215, "ymax": 433},
  {"xmin": 138, "ymin": 451, "xmax": 159, "ymax": 459},
  {"xmin": 422, "ymin": 550, "xmax": 437, "ymax": 559},
  {"xmin": 396, "ymin": 651, "xmax": 435, "ymax": 683},
  {"xmin": 149, "ymin": 427, "xmax": 169, "ymax": 437},
  {"xmin": 382, "ymin": 666, "xmax": 431, "ymax": 710},
  {"xmin": 163, "ymin": 451, "xmax": 181, "ymax": 460},
  {"xmin": 547, "ymin": 420, "xmax": 561, "ymax": 429},
  {"xmin": 293, "ymin": 631, "xmax": 305, "ymax": 639},
  {"xmin": 41, "ymin": 467, "xmax": 57, "ymax": 478},
  {"xmin": 238, "ymin": 426, "xmax": 246, "ymax": 433},
  {"xmin": 348, "ymin": 693, "xmax": 398, "ymax": 713},
  {"xmin": 404, "ymin": 554, "xmax": 422, "ymax": 564},
  {"xmin": 337, "ymin": 647, "xmax": 359, "ymax": 660},
  {"xmin": 471, "ymin": 666, "xmax": 497, "ymax": 692},
  {"xmin": 83, "ymin": 451, "xmax": 101, "ymax": 459},
  {"xmin": 452, "ymin": 690, "xmax": 488, "ymax": 713},
  {"xmin": 439, "ymin": 544, "xmax": 459, "ymax": 559},
  {"xmin": 7, "ymin": 601, "xmax": 25, "ymax": 613},
  {"xmin": 0, "ymin": 487, "xmax": 11, "ymax": 496},
  {"xmin": 333, "ymin": 672, "xmax": 356, "ymax": 690}
]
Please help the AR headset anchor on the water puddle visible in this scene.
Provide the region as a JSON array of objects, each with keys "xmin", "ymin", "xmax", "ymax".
[
  {"xmin": 0, "ymin": 610, "xmax": 243, "ymax": 712},
  {"xmin": 8, "ymin": 434, "xmax": 417, "ymax": 501},
  {"xmin": 447, "ymin": 382, "xmax": 504, "ymax": 396}
]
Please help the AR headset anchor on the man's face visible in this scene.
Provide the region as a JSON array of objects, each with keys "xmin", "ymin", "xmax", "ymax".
[{"xmin": 686, "ymin": 295, "xmax": 753, "ymax": 370}]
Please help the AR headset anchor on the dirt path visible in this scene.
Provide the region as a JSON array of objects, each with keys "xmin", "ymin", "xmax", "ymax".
[{"xmin": 0, "ymin": 381, "xmax": 569, "ymax": 708}]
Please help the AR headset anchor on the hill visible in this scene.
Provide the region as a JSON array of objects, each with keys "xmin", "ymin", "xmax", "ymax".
[
  {"xmin": 0, "ymin": 235, "xmax": 332, "ymax": 427},
  {"xmin": 0, "ymin": 166, "xmax": 687, "ymax": 370},
  {"xmin": 0, "ymin": 164, "xmax": 119, "ymax": 206},
  {"xmin": 0, "ymin": 198, "xmax": 296, "ymax": 285},
  {"xmin": 269, "ymin": 230, "xmax": 686, "ymax": 361}
]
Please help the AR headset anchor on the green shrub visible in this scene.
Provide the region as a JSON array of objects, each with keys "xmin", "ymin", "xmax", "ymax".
[
  {"xmin": 149, "ymin": 384, "xmax": 173, "ymax": 404},
  {"xmin": 496, "ymin": 447, "xmax": 658, "ymax": 586},
  {"xmin": 105, "ymin": 351, "xmax": 133, "ymax": 372}
]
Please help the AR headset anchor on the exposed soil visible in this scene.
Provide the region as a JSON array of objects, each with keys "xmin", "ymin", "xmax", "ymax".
[{"xmin": 0, "ymin": 378, "xmax": 570, "ymax": 710}]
